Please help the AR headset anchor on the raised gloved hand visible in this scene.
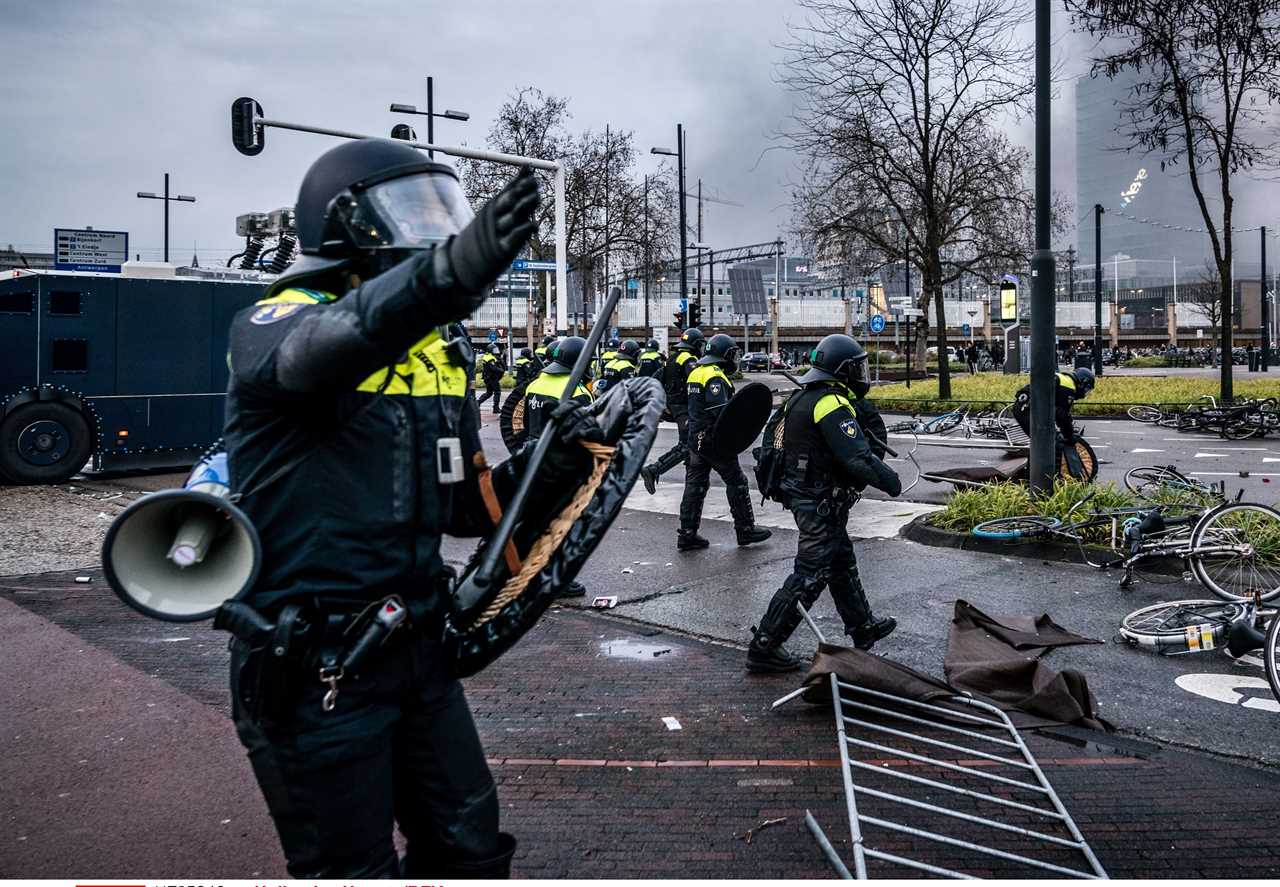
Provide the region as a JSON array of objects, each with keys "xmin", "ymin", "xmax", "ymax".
[{"xmin": 445, "ymin": 167, "xmax": 540, "ymax": 293}]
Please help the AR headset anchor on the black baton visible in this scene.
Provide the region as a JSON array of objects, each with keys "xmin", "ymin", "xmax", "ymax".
[{"xmin": 453, "ymin": 285, "xmax": 624, "ymax": 612}]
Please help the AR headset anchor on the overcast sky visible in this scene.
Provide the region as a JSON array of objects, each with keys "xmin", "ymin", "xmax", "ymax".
[{"xmin": 3, "ymin": 0, "xmax": 1093, "ymax": 263}]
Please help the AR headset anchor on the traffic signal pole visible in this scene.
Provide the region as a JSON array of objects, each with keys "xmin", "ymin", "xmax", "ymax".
[{"xmin": 1028, "ymin": 0, "xmax": 1058, "ymax": 492}]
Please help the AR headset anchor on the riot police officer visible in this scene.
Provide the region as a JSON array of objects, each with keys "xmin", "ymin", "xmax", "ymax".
[
  {"xmin": 477, "ymin": 344, "xmax": 506, "ymax": 413},
  {"xmin": 513, "ymin": 346, "xmax": 541, "ymax": 387},
  {"xmin": 1012, "ymin": 366, "xmax": 1094, "ymax": 443},
  {"xmin": 677, "ymin": 333, "xmax": 771, "ymax": 551},
  {"xmin": 222, "ymin": 139, "xmax": 591, "ymax": 878},
  {"xmin": 638, "ymin": 338, "xmax": 666, "ymax": 379},
  {"xmin": 746, "ymin": 335, "xmax": 901, "ymax": 673},
  {"xmin": 640, "ymin": 327, "xmax": 704, "ymax": 493},
  {"xmin": 594, "ymin": 339, "xmax": 640, "ymax": 396},
  {"xmin": 534, "ymin": 333, "xmax": 556, "ymax": 362}
]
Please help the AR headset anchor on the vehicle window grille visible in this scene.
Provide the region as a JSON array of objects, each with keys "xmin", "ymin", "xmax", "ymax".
[
  {"xmin": 51, "ymin": 338, "xmax": 88, "ymax": 372},
  {"xmin": 0, "ymin": 291, "xmax": 35, "ymax": 314},
  {"xmin": 49, "ymin": 290, "xmax": 83, "ymax": 315}
]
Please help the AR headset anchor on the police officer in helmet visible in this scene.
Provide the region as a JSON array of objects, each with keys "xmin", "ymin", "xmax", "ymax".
[
  {"xmin": 638, "ymin": 338, "xmax": 666, "ymax": 379},
  {"xmin": 223, "ymin": 139, "xmax": 596, "ymax": 878},
  {"xmin": 513, "ymin": 345, "xmax": 541, "ymax": 387},
  {"xmin": 594, "ymin": 339, "xmax": 640, "ymax": 396},
  {"xmin": 534, "ymin": 333, "xmax": 556, "ymax": 362},
  {"xmin": 677, "ymin": 333, "xmax": 771, "ymax": 550},
  {"xmin": 641, "ymin": 327, "xmax": 704, "ymax": 493},
  {"xmin": 747, "ymin": 334, "xmax": 901, "ymax": 673},
  {"xmin": 477, "ymin": 343, "xmax": 505, "ymax": 414},
  {"xmin": 1012, "ymin": 366, "xmax": 1094, "ymax": 443}
]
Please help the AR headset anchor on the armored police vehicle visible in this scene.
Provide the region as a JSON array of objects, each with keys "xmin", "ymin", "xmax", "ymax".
[{"xmin": 0, "ymin": 265, "xmax": 267, "ymax": 484}]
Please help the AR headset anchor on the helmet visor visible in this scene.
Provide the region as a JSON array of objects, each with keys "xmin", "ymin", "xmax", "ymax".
[
  {"xmin": 343, "ymin": 172, "xmax": 475, "ymax": 249},
  {"xmin": 840, "ymin": 356, "xmax": 871, "ymax": 389}
]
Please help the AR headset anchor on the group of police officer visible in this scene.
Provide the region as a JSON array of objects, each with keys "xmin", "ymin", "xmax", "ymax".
[{"xmin": 216, "ymin": 130, "xmax": 925, "ymax": 880}]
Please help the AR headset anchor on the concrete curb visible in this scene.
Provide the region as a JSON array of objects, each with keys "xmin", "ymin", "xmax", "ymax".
[{"xmin": 900, "ymin": 514, "xmax": 1185, "ymax": 577}]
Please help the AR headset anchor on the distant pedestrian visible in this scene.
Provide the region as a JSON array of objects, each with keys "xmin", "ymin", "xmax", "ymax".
[{"xmin": 965, "ymin": 343, "xmax": 978, "ymax": 374}]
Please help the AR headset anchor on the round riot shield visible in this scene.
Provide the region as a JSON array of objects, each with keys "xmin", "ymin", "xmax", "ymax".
[{"xmin": 709, "ymin": 382, "xmax": 773, "ymax": 461}]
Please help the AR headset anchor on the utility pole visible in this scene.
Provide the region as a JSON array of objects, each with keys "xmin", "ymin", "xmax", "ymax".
[
  {"xmin": 136, "ymin": 173, "xmax": 196, "ymax": 263},
  {"xmin": 643, "ymin": 175, "xmax": 650, "ymax": 331},
  {"xmin": 904, "ymin": 240, "xmax": 912, "ymax": 389},
  {"xmin": 1028, "ymin": 0, "xmax": 1058, "ymax": 492},
  {"xmin": 1093, "ymin": 205, "xmax": 1104, "ymax": 376},
  {"xmin": 678, "ymin": 126, "xmax": 687, "ymax": 310},
  {"xmin": 1263, "ymin": 226, "xmax": 1270, "ymax": 371}
]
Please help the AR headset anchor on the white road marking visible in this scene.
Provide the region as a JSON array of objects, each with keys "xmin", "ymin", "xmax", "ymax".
[
  {"xmin": 624, "ymin": 486, "xmax": 940, "ymax": 540},
  {"xmin": 1161, "ymin": 437, "xmax": 1222, "ymax": 442},
  {"xmin": 1104, "ymin": 430, "xmax": 1144, "ymax": 435},
  {"xmin": 1131, "ymin": 448, "xmax": 1165, "ymax": 454},
  {"xmin": 1190, "ymin": 471, "xmax": 1280, "ymax": 477},
  {"xmin": 1194, "ymin": 452, "xmax": 1229, "ymax": 458},
  {"xmin": 1174, "ymin": 673, "xmax": 1280, "ymax": 713},
  {"xmin": 1265, "ymin": 458, "xmax": 1280, "ymax": 464}
]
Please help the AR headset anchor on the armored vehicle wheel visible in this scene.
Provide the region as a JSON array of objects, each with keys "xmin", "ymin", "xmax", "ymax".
[{"xmin": 0, "ymin": 402, "xmax": 93, "ymax": 485}]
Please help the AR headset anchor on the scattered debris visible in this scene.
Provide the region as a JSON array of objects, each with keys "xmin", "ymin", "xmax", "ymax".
[
  {"xmin": 620, "ymin": 568, "xmax": 633, "ymax": 574},
  {"xmin": 653, "ymin": 648, "xmax": 672, "ymax": 657},
  {"xmin": 73, "ymin": 576, "xmax": 92, "ymax": 584},
  {"xmin": 664, "ymin": 562, "xmax": 673, "ymax": 567},
  {"xmin": 592, "ymin": 596, "xmax": 618, "ymax": 609},
  {"xmin": 734, "ymin": 816, "xmax": 788, "ymax": 845},
  {"xmin": 662, "ymin": 716, "xmax": 682, "ymax": 731}
]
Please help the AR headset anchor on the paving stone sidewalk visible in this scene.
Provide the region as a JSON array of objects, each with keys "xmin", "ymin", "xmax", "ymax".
[{"xmin": 2, "ymin": 568, "xmax": 1279, "ymax": 878}]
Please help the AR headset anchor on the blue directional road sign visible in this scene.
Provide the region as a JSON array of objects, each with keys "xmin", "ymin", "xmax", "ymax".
[
  {"xmin": 488, "ymin": 329, "xmax": 498, "ymax": 343},
  {"xmin": 512, "ymin": 259, "xmax": 558, "ymax": 271},
  {"xmin": 962, "ymin": 323, "xmax": 971, "ymax": 336},
  {"xmin": 869, "ymin": 314, "xmax": 886, "ymax": 334}
]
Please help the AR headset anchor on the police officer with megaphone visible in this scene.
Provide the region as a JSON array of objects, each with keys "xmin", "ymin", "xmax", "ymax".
[{"xmin": 210, "ymin": 139, "xmax": 596, "ymax": 878}]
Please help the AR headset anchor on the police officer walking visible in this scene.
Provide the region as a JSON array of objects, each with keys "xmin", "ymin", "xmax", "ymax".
[
  {"xmin": 594, "ymin": 339, "xmax": 640, "ymax": 396},
  {"xmin": 640, "ymin": 327, "xmax": 704, "ymax": 493},
  {"xmin": 513, "ymin": 345, "xmax": 541, "ymax": 387},
  {"xmin": 477, "ymin": 344, "xmax": 505, "ymax": 413},
  {"xmin": 638, "ymin": 338, "xmax": 666, "ymax": 379},
  {"xmin": 747, "ymin": 335, "xmax": 901, "ymax": 673},
  {"xmin": 534, "ymin": 333, "xmax": 556, "ymax": 362},
  {"xmin": 677, "ymin": 333, "xmax": 771, "ymax": 551},
  {"xmin": 222, "ymin": 139, "xmax": 592, "ymax": 878}
]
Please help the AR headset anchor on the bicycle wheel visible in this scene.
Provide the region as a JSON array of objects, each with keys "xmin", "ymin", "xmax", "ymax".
[
  {"xmin": 1127, "ymin": 405, "xmax": 1163, "ymax": 423},
  {"xmin": 1124, "ymin": 466, "xmax": 1182, "ymax": 498},
  {"xmin": 1189, "ymin": 502, "xmax": 1280, "ymax": 602},
  {"xmin": 926, "ymin": 411, "xmax": 964, "ymax": 434},
  {"xmin": 1266, "ymin": 613, "xmax": 1280, "ymax": 703},
  {"xmin": 1222, "ymin": 415, "xmax": 1261, "ymax": 440},
  {"xmin": 972, "ymin": 516, "xmax": 1061, "ymax": 540},
  {"xmin": 1118, "ymin": 599, "xmax": 1245, "ymax": 653}
]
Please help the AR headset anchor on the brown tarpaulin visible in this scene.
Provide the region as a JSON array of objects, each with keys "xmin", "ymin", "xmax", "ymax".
[{"xmin": 799, "ymin": 600, "xmax": 1110, "ymax": 731}]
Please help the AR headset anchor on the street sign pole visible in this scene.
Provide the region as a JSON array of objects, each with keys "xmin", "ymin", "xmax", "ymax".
[{"xmin": 1029, "ymin": 0, "xmax": 1058, "ymax": 492}]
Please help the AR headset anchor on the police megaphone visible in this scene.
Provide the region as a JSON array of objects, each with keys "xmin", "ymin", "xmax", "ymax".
[{"xmin": 102, "ymin": 450, "xmax": 261, "ymax": 622}]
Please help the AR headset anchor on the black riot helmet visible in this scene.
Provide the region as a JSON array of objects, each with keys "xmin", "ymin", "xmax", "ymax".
[
  {"xmin": 697, "ymin": 333, "xmax": 741, "ymax": 371},
  {"xmin": 488, "ymin": 344, "xmax": 501, "ymax": 356},
  {"xmin": 646, "ymin": 338, "xmax": 660, "ymax": 351},
  {"xmin": 677, "ymin": 327, "xmax": 706, "ymax": 356},
  {"xmin": 541, "ymin": 334, "xmax": 556, "ymax": 346},
  {"xmin": 799, "ymin": 334, "xmax": 871, "ymax": 397},
  {"xmin": 1071, "ymin": 366, "xmax": 1096, "ymax": 398},
  {"xmin": 546, "ymin": 335, "xmax": 591, "ymax": 375},
  {"xmin": 618, "ymin": 340, "xmax": 642, "ymax": 361},
  {"xmin": 268, "ymin": 138, "xmax": 475, "ymax": 296},
  {"xmin": 519, "ymin": 346, "xmax": 533, "ymax": 359},
  {"xmin": 606, "ymin": 337, "xmax": 621, "ymax": 350}
]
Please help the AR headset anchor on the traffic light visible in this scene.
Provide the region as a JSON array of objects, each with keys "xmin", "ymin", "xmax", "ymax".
[
  {"xmin": 688, "ymin": 303, "xmax": 702, "ymax": 328},
  {"xmin": 674, "ymin": 309, "xmax": 686, "ymax": 328}
]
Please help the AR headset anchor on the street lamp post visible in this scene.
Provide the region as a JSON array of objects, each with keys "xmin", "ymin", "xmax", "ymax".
[
  {"xmin": 1028, "ymin": 0, "xmax": 1057, "ymax": 492},
  {"xmin": 651, "ymin": 125, "xmax": 687, "ymax": 316},
  {"xmin": 136, "ymin": 173, "xmax": 196, "ymax": 263},
  {"xmin": 390, "ymin": 76, "xmax": 470, "ymax": 159}
]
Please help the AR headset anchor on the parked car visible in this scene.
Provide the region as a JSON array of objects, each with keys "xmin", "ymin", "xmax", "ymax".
[
  {"xmin": 769, "ymin": 353, "xmax": 790, "ymax": 370},
  {"xmin": 743, "ymin": 352, "xmax": 770, "ymax": 372},
  {"xmin": 926, "ymin": 345, "xmax": 959, "ymax": 362}
]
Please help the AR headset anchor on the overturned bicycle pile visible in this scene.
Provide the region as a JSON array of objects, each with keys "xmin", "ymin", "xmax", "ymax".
[{"xmin": 773, "ymin": 600, "xmax": 1111, "ymax": 880}]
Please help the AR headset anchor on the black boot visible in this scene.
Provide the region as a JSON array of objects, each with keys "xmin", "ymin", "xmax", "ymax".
[
  {"xmin": 830, "ymin": 565, "xmax": 896, "ymax": 651},
  {"xmin": 736, "ymin": 525, "xmax": 772, "ymax": 546},
  {"xmin": 746, "ymin": 630, "xmax": 803, "ymax": 673},
  {"xmin": 677, "ymin": 532, "xmax": 710, "ymax": 551},
  {"xmin": 556, "ymin": 580, "xmax": 587, "ymax": 599},
  {"xmin": 641, "ymin": 464, "xmax": 658, "ymax": 495},
  {"xmin": 412, "ymin": 832, "xmax": 517, "ymax": 880}
]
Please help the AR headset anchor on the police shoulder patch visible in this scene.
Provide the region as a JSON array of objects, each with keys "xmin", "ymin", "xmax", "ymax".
[
  {"xmin": 250, "ymin": 302, "xmax": 304, "ymax": 325},
  {"xmin": 839, "ymin": 417, "xmax": 862, "ymax": 438}
]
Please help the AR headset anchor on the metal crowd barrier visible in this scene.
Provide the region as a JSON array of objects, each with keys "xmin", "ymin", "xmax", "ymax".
[{"xmin": 773, "ymin": 608, "xmax": 1108, "ymax": 880}]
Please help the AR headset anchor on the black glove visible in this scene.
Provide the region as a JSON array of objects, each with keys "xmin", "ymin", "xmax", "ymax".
[{"xmin": 445, "ymin": 167, "xmax": 540, "ymax": 293}]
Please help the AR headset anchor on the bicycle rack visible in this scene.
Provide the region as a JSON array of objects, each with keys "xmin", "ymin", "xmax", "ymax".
[{"xmin": 774, "ymin": 608, "xmax": 1109, "ymax": 880}]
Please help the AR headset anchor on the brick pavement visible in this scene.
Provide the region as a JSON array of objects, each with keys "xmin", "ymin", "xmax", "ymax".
[{"xmin": 2, "ymin": 568, "xmax": 1279, "ymax": 878}]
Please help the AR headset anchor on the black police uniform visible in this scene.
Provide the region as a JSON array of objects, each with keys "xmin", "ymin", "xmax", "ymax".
[
  {"xmin": 593, "ymin": 354, "xmax": 636, "ymax": 397},
  {"xmin": 513, "ymin": 350, "xmax": 541, "ymax": 387},
  {"xmin": 222, "ymin": 139, "xmax": 547, "ymax": 879},
  {"xmin": 523, "ymin": 370, "xmax": 593, "ymax": 439},
  {"xmin": 642, "ymin": 346, "xmax": 699, "ymax": 484},
  {"xmin": 477, "ymin": 350, "xmax": 505, "ymax": 413},
  {"xmin": 677, "ymin": 358, "xmax": 763, "ymax": 545},
  {"xmin": 1012, "ymin": 371, "xmax": 1078, "ymax": 442},
  {"xmin": 748, "ymin": 381, "xmax": 901, "ymax": 669},
  {"xmin": 638, "ymin": 347, "xmax": 666, "ymax": 379}
]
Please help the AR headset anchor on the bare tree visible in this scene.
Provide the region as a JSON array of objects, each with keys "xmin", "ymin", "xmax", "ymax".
[
  {"xmin": 779, "ymin": 0, "xmax": 1035, "ymax": 398},
  {"xmin": 456, "ymin": 87, "xmax": 679, "ymax": 324},
  {"xmin": 1065, "ymin": 0, "xmax": 1280, "ymax": 399},
  {"xmin": 1182, "ymin": 260, "xmax": 1226, "ymax": 364}
]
